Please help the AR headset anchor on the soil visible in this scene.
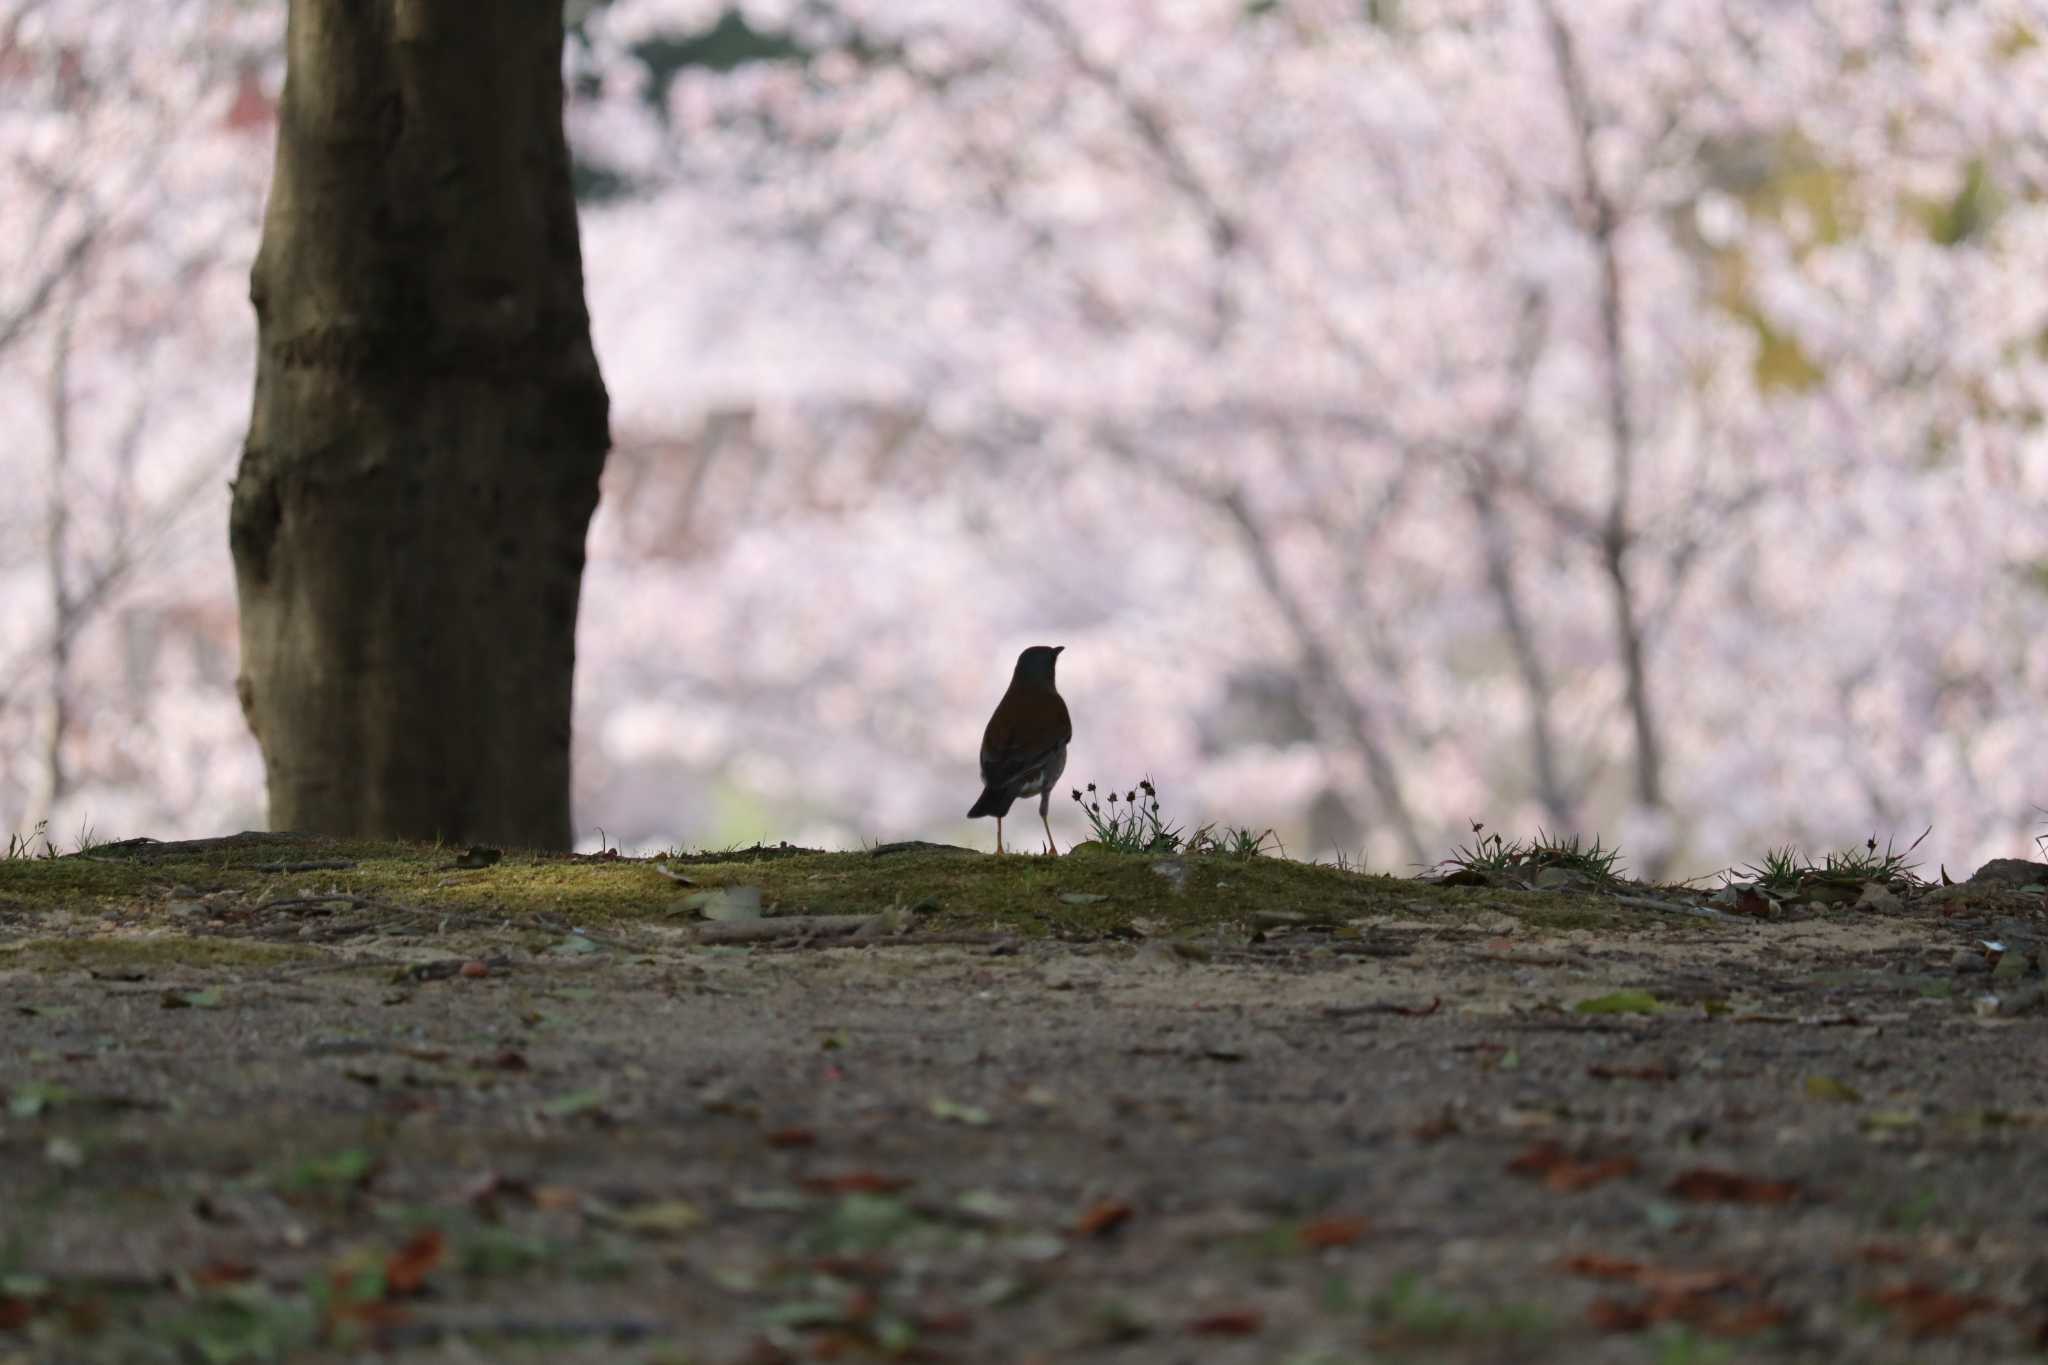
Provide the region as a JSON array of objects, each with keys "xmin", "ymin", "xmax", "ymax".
[{"xmin": 3, "ymin": 838, "xmax": 2047, "ymax": 1363}]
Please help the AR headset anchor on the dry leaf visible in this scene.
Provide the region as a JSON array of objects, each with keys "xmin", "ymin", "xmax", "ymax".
[
  {"xmin": 1666, "ymin": 1168, "xmax": 1803, "ymax": 1204},
  {"xmin": 1508, "ymin": 1141, "xmax": 1639, "ymax": 1192},
  {"xmin": 1074, "ymin": 1200, "xmax": 1134, "ymax": 1237},
  {"xmin": 1868, "ymin": 1282, "xmax": 2001, "ymax": 1337},
  {"xmin": 383, "ymin": 1228, "xmax": 445, "ymax": 1296},
  {"xmin": 802, "ymin": 1171, "xmax": 912, "ymax": 1195},
  {"xmin": 1298, "ymin": 1215, "xmax": 1370, "ymax": 1249},
  {"xmin": 1187, "ymin": 1308, "xmax": 1263, "ymax": 1336}
]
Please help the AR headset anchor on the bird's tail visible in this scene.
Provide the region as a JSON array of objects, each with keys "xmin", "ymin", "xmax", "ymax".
[{"xmin": 966, "ymin": 787, "xmax": 1010, "ymax": 819}]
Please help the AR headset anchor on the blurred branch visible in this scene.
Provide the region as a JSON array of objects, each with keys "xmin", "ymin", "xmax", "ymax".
[
  {"xmin": 1095, "ymin": 427, "xmax": 1427, "ymax": 865},
  {"xmin": 1459, "ymin": 288, "xmax": 1578, "ymax": 827},
  {"xmin": 27, "ymin": 279, "xmax": 79, "ymax": 827},
  {"xmin": 1016, "ymin": 0, "xmax": 1240, "ymax": 345},
  {"xmin": 1540, "ymin": 0, "xmax": 1667, "ymax": 838},
  {"xmin": 0, "ymin": 223, "xmax": 97, "ymax": 359}
]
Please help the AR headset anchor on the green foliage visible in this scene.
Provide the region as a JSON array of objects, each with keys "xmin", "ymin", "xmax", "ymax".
[{"xmin": 1916, "ymin": 158, "xmax": 1998, "ymax": 247}]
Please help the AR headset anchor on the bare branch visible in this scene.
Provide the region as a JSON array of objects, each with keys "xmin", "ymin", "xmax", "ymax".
[{"xmin": 1540, "ymin": 0, "xmax": 1667, "ymax": 830}]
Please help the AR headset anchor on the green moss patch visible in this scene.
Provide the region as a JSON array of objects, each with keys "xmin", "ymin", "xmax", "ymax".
[{"xmin": 0, "ymin": 833, "xmax": 1656, "ymax": 941}]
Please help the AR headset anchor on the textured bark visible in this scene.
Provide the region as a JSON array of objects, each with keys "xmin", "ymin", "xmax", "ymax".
[{"xmin": 231, "ymin": 0, "xmax": 609, "ymax": 847}]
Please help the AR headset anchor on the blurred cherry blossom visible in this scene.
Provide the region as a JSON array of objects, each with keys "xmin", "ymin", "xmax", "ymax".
[{"xmin": 4, "ymin": 0, "xmax": 2046, "ymax": 879}]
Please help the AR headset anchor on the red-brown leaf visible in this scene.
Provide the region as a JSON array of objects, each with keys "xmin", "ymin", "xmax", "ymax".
[
  {"xmin": 1665, "ymin": 1168, "xmax": 1803, "ymax": 1204},
  {"xmin": 191, "ymin": 1259, "xmax": 257, "ymax": 1287},
  {"xmin": 1073, "ymin": 1200, "xmax": 1134, "ymax": 1237},
  {"xmin": 1867, "ymin": 1282, "xmax": 2002, "ymax": 1337},
  {"xmin": 1586, "ymin": 1297, "xmax": 1652, "ymax": 1332},
  {"xmin": 765, "ymin": 1126, "xmax": 817, "ymax": 1149},
  {"xmin": 1508, "ymin": 1141, "xmax": 1639, "ymax": 1191},
  {"xmin": 1188, "ymin": 1308, "xmax": 1263, "ymax": 1336},
  {"xmin": 1298, "ymin": 1215, "xmax": 1370, "ymax": 1249},
  {"xmin": 802, "ymin": 1171, "xmax": 911, "ymax": 1195},
  {"xmin": 383, "ymin": 1228, "xmax": 446, "ymax": 1296}
]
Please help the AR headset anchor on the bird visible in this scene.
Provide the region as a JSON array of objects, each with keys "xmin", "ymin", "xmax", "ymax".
[{"xmin": 967, "ymin": 645, "xmax": 1071, "ymax": 855}]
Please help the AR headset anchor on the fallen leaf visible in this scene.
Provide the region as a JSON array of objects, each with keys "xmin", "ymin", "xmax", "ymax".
[
  {"xmin": 1560, "ymin": 1254, "xmax": 1749, "ymax": 1298},
  {"xmin": 1562, "ymin": 1253, "xmax": 1644, "ymax": 1279},
  {"xmin": 458, "ymin": 960, "xmax": 489, "ymax": 979},
  {"xmin": 1573, "ymin": 991, "xmax": 1662, "ymax": 1015},
  {"xmin": 1867, "ymin": 1282, "xmax": 2002, "ymax": 1337},
  {"xmin": 1507, "ymin": 1141, "xmax": 1639, "ymax": 1192},
  {"xmin": 1410, "ymin": 1112, "xmax": 1461, "ymax": 1142},
  {"xmin": 802, "ymin": 1172, "xmax": 912, "ymax": 1195},
  {"xmin": 0, "ymin": 1298, "xmax": 36, "ymax": 1330},
  {"xmin": 1666, "ymin": 1168, "xmax": 1803, "ymax": 1204},
  {"xmin": 1073, "ymin": 1200, "xmax": 1134, "ymax": 1237},
  {"xmin": 383, "ymin": 1228, "xmax": 445, "ymax": 1295},
  {"xmin": 1187, "ymin": 1308, "xmax": 1262, "ymax": 1336},
  {"xmin": 160, "ymin": 987, "xmax": 223, "ymax": 1010},
  {"xmin": 539, "ymin": 1088, "xmax": 607, "ymax": 1119},
  {"xmin": 1804, "ymin": 1074, "xmax": 1862, "ymax": 1103},
  {"xmin": 586, "ymin": 1197, "xmax": 704, "ymax": 1236},
  {"xmin": 1298, "ymin": 1215, "xmax": 1369, "ymax": 1249},
  {"xmin": 1588, "ymin": 1063, "xmax": 1676, "ymax": 1082},
  {"xmin": 190, "ymin": 1259, "xmax": 257, "ymax": 1288},
  {"xmin": 1729, "ymin": 888, "xmax": 1775, "ymax": 917},
  {"xmin": 764, "ymin": 1127, "xmax": 816, "ymax": 1149},
  {"xmin": 929, "ymin": 1097, "xmax": 991, "ymax": 1126}
]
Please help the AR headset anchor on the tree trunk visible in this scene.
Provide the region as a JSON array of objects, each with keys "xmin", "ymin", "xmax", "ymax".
[{"xmin": 231, "ymin": 0, "xmax": 609, "ymax": 848}]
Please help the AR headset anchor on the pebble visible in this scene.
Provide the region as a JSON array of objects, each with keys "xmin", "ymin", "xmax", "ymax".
[{"xmin": 1951, "ymin": 948, "xmax": 1989, "ymax": 974}]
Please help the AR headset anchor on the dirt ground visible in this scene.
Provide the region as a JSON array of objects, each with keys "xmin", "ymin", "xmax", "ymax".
[{"xmin": 3, "ymin": 838, "xmax": 2048, "ymax": 1363}]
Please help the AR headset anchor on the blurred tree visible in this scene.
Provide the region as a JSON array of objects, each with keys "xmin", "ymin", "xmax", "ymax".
[{"xmin": 231, "ymin": 0, "xmax": 609, "ymax": 846}]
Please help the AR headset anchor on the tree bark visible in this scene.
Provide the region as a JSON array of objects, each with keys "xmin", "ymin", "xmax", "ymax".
[{"xmin": 231, "ymin": 0, "xmax": 609, "ymax": 848}]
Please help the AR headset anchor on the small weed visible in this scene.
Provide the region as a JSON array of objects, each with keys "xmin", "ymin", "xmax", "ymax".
[
  {"xmin": 1818, "ymin": 828, "xmax": 1928, "ymax": 884},
  {"xmin": 1188, "ymin": 823, "xmax": 1284, "ymax": 860},
  {"xmin": 1069, "ymin": 779, "xmax": 1185, "ymax": 855},
  {"xmin": 1431, "ymin": 821, "xmax": 1624, "ymax": 882},
  {"xmin": 5, "ymin": 820, "xmax": 55, "ymax": 860},
  {"xmin": 1743, "ymin": 845, "xmax": 1805, "ymax": 891},
  {"xmin": 1736, "ymin": 828, "xmax": 1930, "ymax": 891}
]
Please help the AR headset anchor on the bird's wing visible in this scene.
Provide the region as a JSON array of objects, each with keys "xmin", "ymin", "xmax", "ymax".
[{"xmin": 979, "ymin": 689, "xmax": 1072, "ymax": 791}]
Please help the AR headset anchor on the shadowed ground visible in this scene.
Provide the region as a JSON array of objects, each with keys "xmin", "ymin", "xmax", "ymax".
[{"xmin": 2, "ymin": 836, "xmax": 2045, "ymax": 1362}]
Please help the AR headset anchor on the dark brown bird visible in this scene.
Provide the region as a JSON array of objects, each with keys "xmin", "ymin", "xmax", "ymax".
[{"xmin": 967, "ymin": 645, "xmax": 1071, "ymax": 855}]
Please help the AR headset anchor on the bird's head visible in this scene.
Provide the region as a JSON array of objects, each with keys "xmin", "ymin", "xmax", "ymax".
[{"xmin": 1012, "ymin": 644, "xmax": 1064, "ymax": 685}]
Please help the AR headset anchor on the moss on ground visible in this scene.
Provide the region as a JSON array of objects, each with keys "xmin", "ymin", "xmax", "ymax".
[{"xmin": 0, "ymin": 834, "xmax": 1654, "ymax": 940}]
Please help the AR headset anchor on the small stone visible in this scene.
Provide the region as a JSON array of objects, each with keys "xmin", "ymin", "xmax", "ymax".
[
  {"xmin": 1150, "ymin": 859, "xmax": 1190, "ymax": 893},
  {"xmin": 459, "ymin": 960, "xmax": 489, "ymax": 979},
  {"xmin": 1967, "ymin": 858, "xmax": 2048, "ymax": 889},
  {"xmin": 1856, "ymin": 883, "xmax": 1901, "ymax": 913},
  {"xmin": 1997, "ymin": 986, "xmax": 2047, "ymax": 1016},
  {"xmin": 1951, "ymin": 948, "xmax": 1990, "ymax": 974}
]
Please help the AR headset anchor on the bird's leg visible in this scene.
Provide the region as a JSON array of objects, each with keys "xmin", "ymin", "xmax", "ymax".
[
  {"xmin": 1040, "ymin": 791, "xmax": 1058, "ymax": 856},
  {"xmin": 994, "ymin": 816, "xmax": 1005, "ymax": 856}
]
